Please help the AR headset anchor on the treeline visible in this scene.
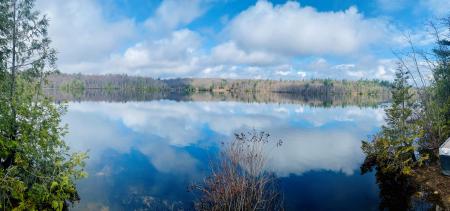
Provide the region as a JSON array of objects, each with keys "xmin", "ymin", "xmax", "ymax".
[
  {"xmin": 46, "ymin": 73, "xmax": 172, "ymax": 92},
  {"xmin": 45, "ymin": 88, "xmax": 390, "ymax": 107},
  {"xmin": 187, "ymin": 78, "xmax": 391, "ymax": 97},
  {"xmin": 46, "ymin": 73, "xmax": 391, "ymax": 97}
]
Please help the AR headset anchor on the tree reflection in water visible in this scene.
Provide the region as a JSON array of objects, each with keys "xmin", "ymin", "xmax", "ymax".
[{"xmin": 362, "ymin": 166, "xmax": 445, "ymax": 210}]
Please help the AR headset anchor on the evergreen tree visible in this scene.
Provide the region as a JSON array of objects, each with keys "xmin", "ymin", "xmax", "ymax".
[
  {"xmin": 0, "ymin": 0, "xmax": 86, "ymax": 210},
  {"xmin": 432, "ymin": 17, "xmax": 450, "ymax": 143},
  {"xmin": 362, "ymin": 67, "xmax": 425, "ymax": 175}
]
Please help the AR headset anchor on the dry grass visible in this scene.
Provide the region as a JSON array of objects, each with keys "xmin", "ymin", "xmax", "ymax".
[{"xmin": 191, "ymin": 130, "xmax": 284, "ymax": 211}]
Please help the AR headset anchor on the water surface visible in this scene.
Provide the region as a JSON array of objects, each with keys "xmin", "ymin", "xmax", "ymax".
[{"xmin": 61, "ymin": 95, "xmax": 385, "ymax": 210}]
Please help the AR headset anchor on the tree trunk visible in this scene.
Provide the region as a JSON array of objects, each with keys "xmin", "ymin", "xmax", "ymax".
[
  {"xmin": 3, "ymin": 0, "xmax": 18, "ymax": 169},
  {"xmin": 10, "ymin": 0, "xmax": 17, "ymax": 141}
]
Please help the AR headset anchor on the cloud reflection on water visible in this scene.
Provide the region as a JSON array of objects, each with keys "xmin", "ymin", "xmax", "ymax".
[
  {"xmin": 63, "ymin": 101, "xmax": 385, "ymax": 210},
  {"xmin": 64, "ymin": 101, "xmax": 384, "ymax": 177}
]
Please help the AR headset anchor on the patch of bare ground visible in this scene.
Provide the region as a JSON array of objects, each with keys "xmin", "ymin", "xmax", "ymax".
[{"xmin": 415, "ymin": 165, "xmax": 450, "ymax": 210}]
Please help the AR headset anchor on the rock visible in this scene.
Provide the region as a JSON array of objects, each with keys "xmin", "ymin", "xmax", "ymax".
[{"xmin": 434, "ymin": 191, "xmax": 439, "ymax": 195}]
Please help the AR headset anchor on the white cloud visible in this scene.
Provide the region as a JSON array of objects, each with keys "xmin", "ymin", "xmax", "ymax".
[
  {"xmin": 226, "ymin": 1, "xmax": 387, "ymax": 56},
  {"xmin": 332, "ymin": 60, "xmax": 395, "ymax": 80},
  {"xmin": 374, "ymin": 59, "xmax": 397, "ymax": 80},
  {"xmin": 210, "ymin": 41, "xmax": 283, "ymax": 66},
  {"xmin": 145, "ymin": 0, "xmax": 205, "ymax": 33},
  {"xmin": 300, "ymin": 57, "xmax": 397, "ymax": 80},
  {"xmin": 36, "ymin": 0, "xmax": 136, "ymax": 64},
  {"xmin": 275, "ymin": 70, "xmax": 291, "ymax": 76},
  {"xmin": 67, "ymin": 29, "xmax": 203, "ymax": 76},
  {"xmin": 34, "ymin": 0, "xmax": 416, "ymax": 80},
  {"xmin": 297, "ymin": 71, "xmax": 307, "ymax": 78},
  {"xmin": 420, "ymin": 0, "xmax": 450, "ymax": 17},
  {"xmin": 36, "ymin": 0, "xmax": 206, "ymax": 77},
  {"xmin": 345, "ymin": 70, "xmax": 365, "ymax": 78},
  {"xmin": 197, "ymin": 64, "xmax": 309, "ymax": 80},
  {"xmin": 115, "ymin": 29, "xmax": 202, "ymax": 75},
  {"xmin": 333, "ymin": 64, "xmax": 356, "ymax": 70},
  {"xmin": 308, "ymin": 58, "xmax": 329, "ymax": 71},
  {"xmin": 273, "ymin": 64, "xmax": 296, "ymax": 76}
]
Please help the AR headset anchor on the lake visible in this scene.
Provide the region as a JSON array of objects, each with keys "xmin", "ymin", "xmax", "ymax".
[{"xmin": 55, "ymin": 91, "xmax": 390, "ymax": 211}]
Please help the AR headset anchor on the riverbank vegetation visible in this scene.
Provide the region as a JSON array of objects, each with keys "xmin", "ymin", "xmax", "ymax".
[
  {"xmin": 361, "ymin": 17, "xmax": 450, "ymax": 209},
  {"xmin": 0, "ymin": 0, "xmax": 86, "ymax": 210}
]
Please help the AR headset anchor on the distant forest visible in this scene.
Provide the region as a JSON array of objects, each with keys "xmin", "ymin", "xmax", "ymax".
[
  {"xmin": 44, "ymin": 88, "xmax": 390, "ymax": 108},
  {"xmin": 46, "ymin": 73, "xmax": 392, "ymax": 97}
]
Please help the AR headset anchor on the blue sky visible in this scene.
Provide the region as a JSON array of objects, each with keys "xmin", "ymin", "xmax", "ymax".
[{"xmin": 36, "ymin": 0, "xmax": 449, "ymax": 80}]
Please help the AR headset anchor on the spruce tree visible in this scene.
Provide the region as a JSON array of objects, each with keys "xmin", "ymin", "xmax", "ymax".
[{"xmin": 362, "ymin": 67, "xmax": 425, "ymax": 175}]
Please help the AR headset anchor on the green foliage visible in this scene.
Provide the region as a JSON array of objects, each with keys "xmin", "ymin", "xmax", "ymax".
[
  {"xmin": 362, "ymin": 69, "xmax": 427, "ymax": 176},
  {"xmin": 411, "ymin": 18, "xmax": 450, "ymax": 153},
  {"xmin": 0, "ymin": 0, "xmax": 87, "ymax": 210},
  {"xmin": 431, "ymin": 21, "xmax": 450, "ymax": 143},
  {"xmin": 60, "ymin": 79, "xmax": 85, "ymax": 91},
  {"xmin": 0, "ymin": 78, "xmax": 87, "ymax": 210},
  {"xmin": 184, "ymin": 84, "xmax": 197, "ymax": 93},
  {"xmin": 323, "ymin": 79, "xmax": 333, "ymax": 88},
  {"xmin": 362, "ymin": 17, "xmax": 450, "ymax": 177},
  {"xmin": 59, "ymin": 80, "xmax": 85, "ymax": 99}
]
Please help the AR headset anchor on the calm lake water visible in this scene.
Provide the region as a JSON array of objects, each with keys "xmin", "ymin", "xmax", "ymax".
[{"xmin": 60, "ymin": 93, "xmax": 387, "ymax": 211}]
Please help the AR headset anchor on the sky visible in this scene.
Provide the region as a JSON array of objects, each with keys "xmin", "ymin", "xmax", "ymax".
[{"xmin": 35, "ymin": 0, "xmax": 450, "ymax": 80}]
